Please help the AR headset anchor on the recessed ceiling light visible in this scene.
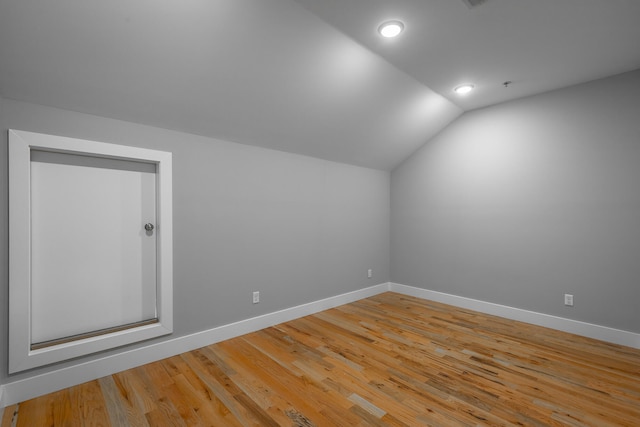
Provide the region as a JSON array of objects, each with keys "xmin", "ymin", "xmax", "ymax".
[
  {"xmin": 454, "ymin": 84, "xmax": 475, "ymax": 95},
  {"xmin": 378, "ymin": 21, "xmax": 404, "ymax": 38}
]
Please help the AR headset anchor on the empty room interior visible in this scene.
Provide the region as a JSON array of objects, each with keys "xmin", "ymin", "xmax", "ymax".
[{"xmin": 1, "ymin": 0, "xmax": 640, "ymax": 425}]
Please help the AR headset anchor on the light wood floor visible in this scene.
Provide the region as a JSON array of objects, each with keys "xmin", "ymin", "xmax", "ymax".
[{"xmin": 3, "ymin": 292, "xmax": 640, "ymax": 426}]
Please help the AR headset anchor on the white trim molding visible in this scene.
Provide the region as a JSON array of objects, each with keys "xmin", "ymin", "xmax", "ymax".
[
  {"xmin": 3, "ymin": 282, "xmax": 639, "ymax": 408},
  {"xmin": 1, "ymin": 283, "xmax": 389, "ymax": 407},
  {"xmin": 8, "ymin": 129, "xmax": 173, "ymax": 373},
  {"xmin": 389, "ymin": 283, "xmax": 640, "ymax": 350}
]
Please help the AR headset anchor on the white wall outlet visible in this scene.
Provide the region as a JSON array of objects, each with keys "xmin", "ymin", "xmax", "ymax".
[
  {"xmin": 564, "ymin": 294, "xmax": 574, "ymax": 307},
  {"xmin": 253, "ymin": 291, "xmax": 260, "ymax": 304},
  {"xmin": 367, "ymin": 269, "xmax": 372, "ymax": 278}
]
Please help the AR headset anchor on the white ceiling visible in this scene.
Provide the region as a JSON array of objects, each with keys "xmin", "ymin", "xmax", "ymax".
[
  {"xmin": 1, "ymin": 0, "xmax": 639, "ymax": 171},
  {"xmin": 294, "ymin": 0, "xmax": 640, "ymax": 111}
]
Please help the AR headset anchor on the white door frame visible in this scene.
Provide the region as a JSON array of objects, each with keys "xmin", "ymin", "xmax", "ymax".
[{"xmin": 8, "ymin": 129, "xmax": 173, "ymax": 373}]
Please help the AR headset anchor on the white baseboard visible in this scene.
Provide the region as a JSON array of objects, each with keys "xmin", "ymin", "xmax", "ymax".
[
  {"xmin": 0, "ymin": 385, "xmax": 5, "ymax": 411},
  {"xmin": 389, "ymin": 283, "xmax": 640, "ymax": 350},
  {"xmin": 3, "ymin": 281, "xmax": 639, "ymax": 408},
  {"xmin": 1, "ymin": 283, "xmax": 389, "ymax": 407}
]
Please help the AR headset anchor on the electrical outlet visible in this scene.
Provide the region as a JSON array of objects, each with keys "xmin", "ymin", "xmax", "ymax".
[
  {"xmin": 564, "ymin": 294, "xmax": 574, "ymax": 307},
  {"xmin": 253, "ymin": 291, "xmax": 260, "ymax": 304},
  {"xmin": 367, "ymin": 269, "xmax": 372, "ymax": 278}
]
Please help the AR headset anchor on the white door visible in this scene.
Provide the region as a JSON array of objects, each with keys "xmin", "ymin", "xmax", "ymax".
[{"xmin": 30, "ymin": 150, "xmax": 158, "ymax": 346}]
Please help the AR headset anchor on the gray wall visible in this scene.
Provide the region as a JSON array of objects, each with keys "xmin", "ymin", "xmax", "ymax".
[
  {"xmin": 391, "ymin": 70, "xmax": 640, "ymax": 333},
  {"xmin": 0, "ymin": 97, "xmax": 390, "ymax": 384}
]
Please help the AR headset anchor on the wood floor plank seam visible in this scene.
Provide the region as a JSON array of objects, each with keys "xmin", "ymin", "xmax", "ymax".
[{"xmin": 3, "ymin": 292, "xmax": 640, "ymax": 426}]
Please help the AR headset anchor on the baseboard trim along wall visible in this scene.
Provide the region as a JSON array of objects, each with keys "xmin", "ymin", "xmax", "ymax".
[
  {"xmin": 1, "ymin": 283, "xmax": 389, "ymax": 407},
  {"xmin": 3, "ymin": 282, "xmax": 639, "ymax": 407},
  {"xmin": 389, "ymin": 283, "xmax": 640, "ymax": 350}
]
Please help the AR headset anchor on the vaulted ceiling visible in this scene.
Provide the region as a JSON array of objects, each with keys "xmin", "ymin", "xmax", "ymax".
[{"xmin": 1, "ymin": 0, "xmax": 639, "ymax": 170}]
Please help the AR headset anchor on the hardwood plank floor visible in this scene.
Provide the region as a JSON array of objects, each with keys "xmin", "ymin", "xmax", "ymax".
[{"xmin": 3, "ymin": 292, "xmax": 640, "ymax": 426}]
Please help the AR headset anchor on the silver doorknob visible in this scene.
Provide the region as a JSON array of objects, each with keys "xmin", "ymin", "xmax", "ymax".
[{"xmin": 144, "ymin": 223, "xmax": 154, "ymax": 232}]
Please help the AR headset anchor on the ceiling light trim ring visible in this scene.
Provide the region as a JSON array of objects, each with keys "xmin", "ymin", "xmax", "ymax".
[
  {"xmin": 454, "ymin": 84, "xmax": 475, "ymax": 95},
  {"xmin": 378, "ymin": 20, "xmax": 405, "ymax": 38}
]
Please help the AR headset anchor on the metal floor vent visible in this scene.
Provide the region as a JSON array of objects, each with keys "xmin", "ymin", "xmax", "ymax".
[{"xmin": 461, "ymin": 0, "xmax": 488, "ymax": 8}]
